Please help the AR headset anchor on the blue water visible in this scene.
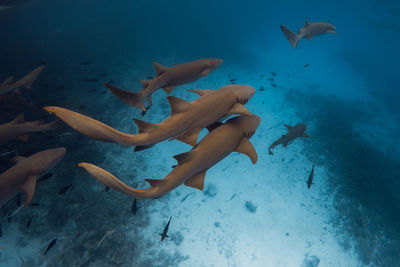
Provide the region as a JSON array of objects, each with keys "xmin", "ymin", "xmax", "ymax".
[{"xmin": 0, "ymin": 0, "xmax": 399, "ymax": 266}]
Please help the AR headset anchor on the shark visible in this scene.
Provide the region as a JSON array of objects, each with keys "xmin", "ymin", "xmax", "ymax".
[
  {"xmin": 0, "ymin": 147, "xmax": 66, "ymax": 214},
  {"xmin": 44, "ymin": 84, "xmax": 255, "ymax": 151},
  {"xmin": 78, "ymin": 115, "xmax": 260, "ymax": 200},
  {"xmin": 104, "ymin": 58, "xmax": 223, "ymax": 111},
  {"xmin": 160, "ymin": 217, "xmax": 172, "ymax": 241},
  {"xmin": 0, "ymin": 65, "xmax": 45, "ymax": 95},
  {"xmin": 0, "ymin": 114, "xmax": 61, "ymax": 145},
  {"xmin": 268, "ymin": 123, "xmax": 308, "ymax": 155},
  {"xmin": 280, "ymin": 19, "xmax": 337, "ymax": 48}
]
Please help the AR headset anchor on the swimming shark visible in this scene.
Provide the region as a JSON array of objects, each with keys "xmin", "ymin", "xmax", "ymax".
[
  {"xmin": 44, "ymin": 84, "xmax": 255, "ymax": 151},
  {"xmin": 78, "ymin": 115, "xmax": 260, "ymax": 199},
  {"xmin": 160, "ymin": 217, "xmax": 172, "ymax": 241},
  {"xmin": 268, "ymin": 123, "xmax": 308, "ymax": 155},
  {"xmin": 0, "ymin": 147, "xmax": 66, "ymax": 213},
  {"xmin": 0, "ymin": 65, "xmax": 45, "ymax": 95},
  {"xmin": 0, "ymin": 114, "xmax": 61, "ymax": 145},
  {"xmin": 105, "ymin": 58, "xmax": 223, "ymax": 111},
  {"xmin": 280, "ymin": 19, "xmax": 337, "ymax": 48}
]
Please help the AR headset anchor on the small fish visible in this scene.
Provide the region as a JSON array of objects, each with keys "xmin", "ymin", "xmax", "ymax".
[
  {"xmin": 131, "ymin": 199, "xmax": 137, "ymax": 215},
  {"xmin": 259, "ymin": 86, "xmax": 266, "ymax": 91},
  {"xmin": 146, "ymin": 76, "xmax": 154, "ymax": 79},
  {"xmin": 29, "ymin": 203, "xmax": 39, "ymax": 206},
  {"xmin": 58, "ymin": 184, "xmax": 72, "ymax": 195},
  {"xmin": 271, "ymin": 72, "xmax": 276, "ymax": 76},
  {"xmin": 304, "ymin": 64, "xmax": 310, "ymax": 68},
  {"xmin": 105, "ymin": 186, "xmax": 109, "ymax": 192},
  {"xmin": 81, "ymin": 78, "xmax": 99, "ymax": 82},
  {"xmin": 38, "ymin": 173, "xmax": 53, "ymax": 183},
  {"xmin": 80, "ymin": 61, "xmax": 93, "ymax": 65},
  {"xmin": 229, "ymin": 78, "xmax": 236, "ymax": 82},
  {"xmin": 225, "ymin": 193, "xmax": 237, "ymax": 202},
  {"xmin": 271, "ymin": 83, "xmax": 277, "ymax": 88},
  {"xmin": 306, "ymin": 165, "xmax": 315, "ymax": 189},
  {"xmin": 160, "ymin": 217, "xmax": 172, "ymax": 241},
  {"xmin": 267, "ymin": 78, "xmax": 274, "ymax": 81},
  {"xmin": 26, "ymin": 215, "xmax": 34, "ymax": 228},
  {"xmin": 16, "ymin": 194, "xmax": 21, "ymax": 206},
  {"xmin": 180, "ymin": 193, "xmax": 194, "ymax": 203},
  {"xmin": 141, "ymin": 106, "xmax": 150, "ymax": 116},
  {"xmin": 44, "ymin": 239, "xmax": 57, "ymax": 256}
]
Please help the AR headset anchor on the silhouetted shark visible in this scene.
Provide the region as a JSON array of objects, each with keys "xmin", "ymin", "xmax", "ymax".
[
  {"xmin": 44, "ymin": 84, "xmax": 255, "ymax": 151},
  {"xmin": 0, "ymin": 114, "xmax": 61, "ymax": 145},
  {"xmin": 0, "ymin": 148, "xmax": 66, "ymax": 214},
  {"xmin": 280, "ymin": 19, "xmax": 337, "ymax": 48},
  {"xmin": 0, "ymin": 65, "xmax": 45, "ymax": 95},
  {"xmin": 105, "ymin": 58, "xmax": 223, "ymax": 111},
  {"xmin": 268, "ymin": 123, "xmax": 308, "ymax": 155},
  {"xmin": 160, "ymin": 217, "xmax": 172, "ymax": 241},
  {"xmin": 78, "ymin": 115, "xmax": 260, "ymax": 199}
]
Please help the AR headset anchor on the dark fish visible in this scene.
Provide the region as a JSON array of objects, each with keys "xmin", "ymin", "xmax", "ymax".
[
  {"xmin": 16, "ymin": 194, "xmax": 21, "ymax": 206},
  {"xmin": 107, "ymin": 80, "xmax": 115, "ymax": 84},
  {"xmin": 304, "ymin": 64, "xmax": 310, "ymax": 68},
  {"xmin": 225, "ymin": 193, "xmax": 237, "ymax": 202},
  {"xmin": 271, "ymin": 83, "xmax": 277, "ymax": 88},
  {"xmin": 160, "ymin": 217, "xmax": 172, "ymax": 241},
  {"xmin": 105, "ymin": 186, "xmax": 109, "ymax": 192},
  {"xmin": 44, "ymin": 239, "xmax": 57, "ymax": 256},
  {"xmin": 38, "ymin": 173, "xmax": 53, "ymax": 183},
  {"xmin": 306, "ymin": 165, "xmax": 315, "ymax": 189},
  {"xmin": 271, "ymin": 72, "xmax": 276, "ymax": 76},
  {"xmin": 267, "ymin": 78, "xmax": 274, "ymax": 81},
  {"xmin": 141, "ymin": 106, "xmax": 150, "ymax": 116},
  {"xmin": 262, "ymin": 101, "xmax": 265, "ymax": 104},
  {"xmin": 81, "ymin": 78, "xmax": 99, "ymax": 82},
  {"xmin": 80, "ymin": 61, "xmax": 93, "ymax": 65},
  {"xmin": 259, "ymin": 86, "xmax": 266, "ymax": 91},
  {"xmin": 146, "ymin": 76, "xmax": 154, "ymax": 79},
  {"xmin": 229, "ymin": 78, "xmax": 236, "ymax": 82},
  {"xmin": 29, "ymin": 203, "xmax": 39, "ymax": 206},
  {"xmin": 88, "ymin": 88, "xmax": 97, "ymax": 93},
  {"xmin": 131, "ymin": 199, "xmax": 137, "ymax": 215},
  {"xmin": 26, "ymin": 215, "xmax": 34, "ymax": 228},
  {"xmin": 58, "ymin": 184, "xmax": 72, "ymax": 195},
  {"xmin": 180, "ymin": 193, "xmax": 194, "ymax": 203}
]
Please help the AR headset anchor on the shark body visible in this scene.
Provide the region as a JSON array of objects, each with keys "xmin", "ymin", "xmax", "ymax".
[
  {"xmin": 78, "ymin": 115, "xmax": 260, "ymax": 200},
  {"xmin": 0, "ymin": 65, "xmax": 45, "ymax": 95},
  {"xmin": 0, "ymin": 147, "xmax": 66, "ymax": 209},
  {"xmin": 105, "ymin": 58, "xmax": 223, "ymax": 111},
  {"xmin": 160, "ymin": 217, "xmax": 172, "ymax": 241},
  {"xmin": 268, "ymin": 123, "xmax": 308, "ymax": 155},
  {"xmin": 0, "ymin": 114, "xmax": 60, "ymax": 145},
  {"xmin": 280, "ymin": 19, "xmax": 337, "ymax": 48},
  {"xmin": 44, "ymin": 84, "xmax": 255, "ymax": 151}
]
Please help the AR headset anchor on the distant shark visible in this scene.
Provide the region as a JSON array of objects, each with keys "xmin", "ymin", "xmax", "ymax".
[
  {"xmin": 280, "ymin": 19, "xmax": 337, "ymax": 48},
  {"xmin": 0, "ymin": 114, "xmax": 61, "ymax": 145},
  {"xmin": 78, "ymin": 115, "xmax": 260, "ymax": 200},
  {"xmin": 160, "ymin": 217, "xmax": 172, "ymax": 241},
  {"xmin": 0, "ymin": 65, "xmax": 45, "ymax": 95},
  {"xmin": 0, "ymin": 148, "xmax": 66, "ymax": 214},
  {"xmin": 105, "ymin": 58, "xmax": 223, "ymax": 111},
  {"xmin": 44, "ymin": 84, "xmax": 255, "ymax": 151},
  {"xmin": 268, "ymin": 123, "xmax": 308, "ymax": 155}
]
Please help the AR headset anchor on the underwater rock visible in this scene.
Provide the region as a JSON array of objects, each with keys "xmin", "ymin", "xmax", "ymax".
[
  {"xmin": 203, "ymin": 183, "xmax": 218, "ymax": 197},
  {"xmin": 245, "ymin": 201, "xmax": 257, "ymax": 213},
  {"xmin": 300, "ymin": 254, "xmax": 320, "ymax": 267}
]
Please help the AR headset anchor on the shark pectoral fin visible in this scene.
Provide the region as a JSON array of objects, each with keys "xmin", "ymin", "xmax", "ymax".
[
  {"xmin": 140, "ymin": 80, "xmax": 150, "ymax": 89},
  {"xmin": 133, "ymin": 119, "xmax": 159, "ymax": 134},
  {"xmin": 134, "ymin": 144, "xmax": 155, "ymax": 152},
  {"xmin": 167, "ymin": 96, "xmax": 192, "ymax": 115},
  {"xmin": 227, "ymin": 103, "xmax": 252, "ymax": 116},
  {"xmin": 145, "ymin": 179, "xmax": 167, "ymax": 187},
  {"xmin": 207, "ymin": 121, "xmax": 223, "ymax": 132},
  {"xmin": 235, "ymin": 138, "xmax": 258, "ymax": 164},
  {"xmin": 162, "ymin": 86, "xmax": 174, "ymax": 94},
  {"xmin": 175, "ymin": 128, "xmax": 201, "ymax": 146},
  {"xmin": 18, "ymin": 133, "xmax": 30, "ymax": 142},
  {"xmin": 20, "ymin": 175, "xmax": 37, "ymax": 207},
  {"xmin": 11, "ymin": 114, "xmax": 25, "ymax": 124},
  {"xmin": 283, "ymin": 124, "xmax": 293, "ymax": 130},
  {"xmin": 305, "ymin": 36, "xmax": 312, "ymax": 41},
  {"xmin": 146, "ymin": 95, "xmax": 152, "ymax": 106},
  {"xmin": 153, "ymin": 62, "xmax": 170, "ymax": 76},
  {"xmin": 302, "ymin": 133, "xmax": 309, "ymax": 138},
  {"xmin": 187, "ymin": 89, "xmax": 214, "ymax": 96},
  {"xmin": 173, "ymin": 151, "xmax": 193, "ymax": 165},
  {"xmin": 200, "ymin": 69, "xmax": 211, "ymax": 77},
  {"xmin": 10, "ymin": 155, "xmax": 26, "ymax": 163},
  {"xmin": 327, "ymin": 30, "xmax": 337, "ymax": 34},
  {"xmin": 184, "ymin": 171, "xmax": 206, "ymax": 190}
]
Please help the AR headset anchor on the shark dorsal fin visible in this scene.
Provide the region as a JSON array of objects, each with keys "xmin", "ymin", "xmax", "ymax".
[
  {"xmin": 173, "ymin": 151, "xmax": 193, "ymax": 165},
  {"xmin": 153, "ymin": 62, "xmax": 170, "ymax": 76},
  {"xmin": 284, "ymin": 124, "xmax": 293, "ymax": 130},
  {"xmin": 174, "ymin": 127, "xmax": 201, "ymax": 146},
  {"xmin": 184, "ymin": 171, "xmax": 206, "ymax": 190},
  {"xmin": 145, "ymin": 179, "xmax": 167, "ymax": 187},
  {"xmin": 11, "ymin": 114, "xmax": 25, "ymax": 124},
  {"xmin": 235, "ymin": 138, "xmax": 258, "ymax": 164},
  {"xmin": 187, "ymin": 89, "xmax": 214, "ymax": 96},
  {"xmin": 227, "ymin": 103, "xmax": 252, "ymax": 116},
  {"xmin": 305, "ymin": 18, "xmax": 310, "ymax": 26},
  {"xmin": 10, "ymin": 155, "xmax": 26, "ymax": 163},
  {"xmin": 20, "ymin": 175, "xmax": 37, "ymax": 207},
  {"xmin": 140, "ymin": 80, "xmax": 150, "ymax": 89},
  {"xmin": 167, "ymin": 96, "xmax": 192, "ymax": 116},
  {"xmin": 207, "ymin": 121, "xmax": 223, "ymax": 132},
  {"xmin": 133, "ymin": 119, "xmax": 158, "ymax": 134}
]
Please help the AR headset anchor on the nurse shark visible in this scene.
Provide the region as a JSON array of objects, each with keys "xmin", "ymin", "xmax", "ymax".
[
  {"xmin": 0, "ymin": 65, "xmax": 45, "ymax": 95},
  {"xmin": 78, "ymin": 115, "xmax": 260, "ymax": 200},
  {"xmin": 268, "ymin": 123, "xmax": 309, "ymax": 154}
]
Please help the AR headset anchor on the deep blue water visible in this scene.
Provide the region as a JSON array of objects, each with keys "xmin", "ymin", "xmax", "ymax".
[{"xmin": 0, "ymin": 0, "xmax": 399, "ymax": 266}]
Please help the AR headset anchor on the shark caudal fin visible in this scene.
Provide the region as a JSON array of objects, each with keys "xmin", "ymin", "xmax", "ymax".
[
  {"xmin": 280, "ymin": 25, "xmax": 300, "ymax": 48},
  {"xmin": 105, "ymin": 83, "xmax": 147, "ymax": 111}
]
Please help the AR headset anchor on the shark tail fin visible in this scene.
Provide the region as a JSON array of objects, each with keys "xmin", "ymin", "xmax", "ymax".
[
  {"xmin": 78, "ymin": 162, "xmax": 151, "ymax": 199},
  {"xmin": 280, "ymin": 25, "xmax": 300, "ymax": 48},
  {"xmin": 105, "ymin": 83, "xmax": 147, "ymax": 111}
]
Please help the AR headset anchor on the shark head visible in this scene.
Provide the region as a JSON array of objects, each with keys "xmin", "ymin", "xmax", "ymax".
[
  {"xmin": 28, "ymin": 147, "xmax": 67, "ymax": 176},
  {"xmin": 230, "ymin": 115, "xmax": 261, "ymax": 138},
  {"xmin": 204, "ymin": 58, "xmax": 224, "ymax": 72},
  {"xmin": 296, "ymin": 123, "xmax": 307, "ymax": 132},
  {"xmin": 226, "ymin": 84, "xmax": 256, "ymax": 105}
]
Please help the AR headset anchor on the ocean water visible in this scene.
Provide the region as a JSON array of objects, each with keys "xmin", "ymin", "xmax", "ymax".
[{"xmin": 0, "ymin": 0, "xmax": 399, "ymax": 266}]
